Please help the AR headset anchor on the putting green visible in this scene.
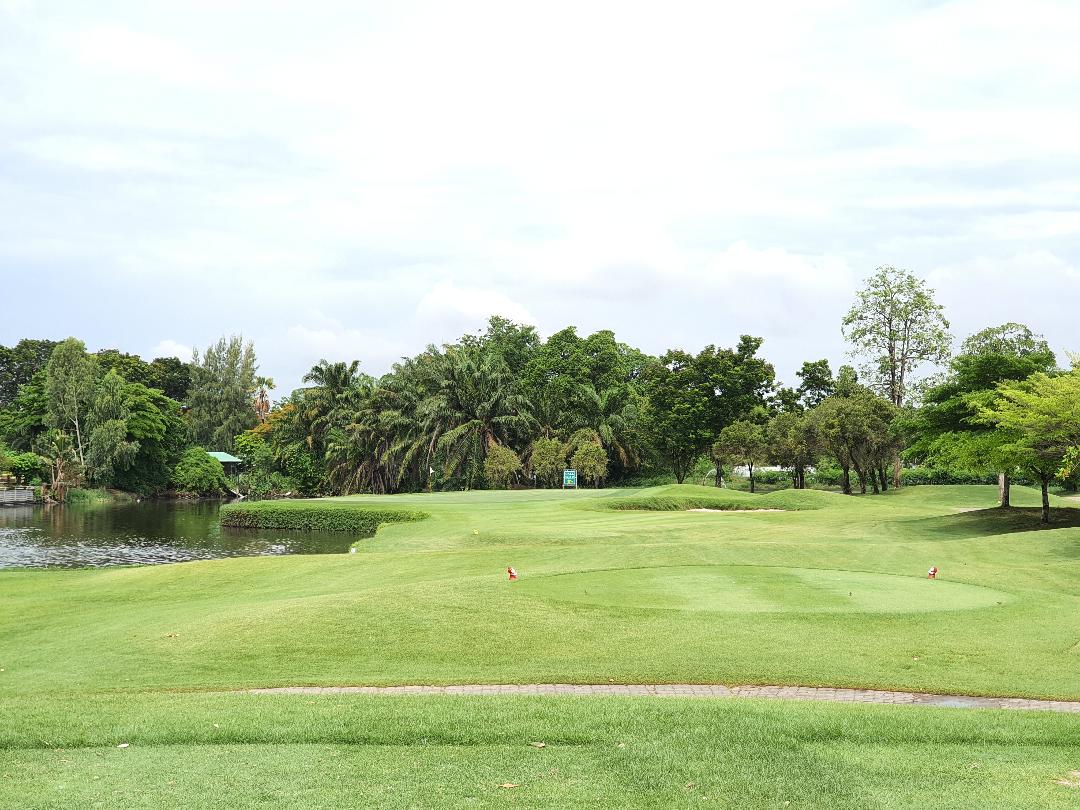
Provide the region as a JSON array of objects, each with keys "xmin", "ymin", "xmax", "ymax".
[{"xmin": 520, "ymin": 565, "xmax": 1012, "ymax": 614}]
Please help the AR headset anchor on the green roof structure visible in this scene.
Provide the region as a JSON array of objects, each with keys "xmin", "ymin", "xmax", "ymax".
[{"xmin": 207, "ymin": 451, "xmax": 242, "ymax": 464}]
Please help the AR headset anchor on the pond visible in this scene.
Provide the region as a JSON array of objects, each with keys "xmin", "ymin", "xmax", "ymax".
[{"xmin": 0, "ymin": 500, "xmax": 353, "ymax": 569}]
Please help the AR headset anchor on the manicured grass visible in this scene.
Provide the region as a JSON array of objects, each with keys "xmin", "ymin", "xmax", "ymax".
[
  {"xmin": 2, "ymin": 692, "xmax": 1080, "ymax": 809},
  {"xmin": 2, "ymin": 483, "xmax": 1079, "ymax": 807}
]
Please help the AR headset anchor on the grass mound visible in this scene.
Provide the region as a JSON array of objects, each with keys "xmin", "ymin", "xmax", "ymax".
[
  {"xmin": 521, "ymin": 565, "xmax": 1011, "ymax": 614},
  {"xmin": 606, "ymin": 484, "xmax": 834, "ymax": 512},
  {"xmin": 219, "ymin": 500, "xmax": 427, "ymax": 536}
]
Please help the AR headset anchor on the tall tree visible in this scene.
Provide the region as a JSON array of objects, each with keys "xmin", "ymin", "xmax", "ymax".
[
  {"xmin": 187, "ymin": 336, "xmax": 258, "ymax": 452},
  {"xmin": 714, "ymin": 420, "xmax": 767, "ymax": 493},
  {"xmin": 842, "ymin": 267, "xmax": 951, "ymax": 486},
  {"xmin": 908, "ymin": 323, "xmax": 1057, "ymax": 506},
  {"xmin": 767, "ymin": 411, "xmax": 818, "ymax": 489},
  {"xmin": 979, "ymin": 370, "xmax": 1080, "ymax": 523},
  {"xmin": 796, "ymin": 359, "xmax": 835, "ymax": 408},
  {"xmin": 44, "ymin": 338, "xmax": 98, "ymax": 466},
  {"xmin": 0, "ymin": 339, "xmax": 58, "ymax": 406},
  {"xmin": 85, "ymin": 369, "xmax": 139, "ymax": 485},
  {"xmin": 147, "ymin": 356, "xmax": 192, "ymax": 402}
]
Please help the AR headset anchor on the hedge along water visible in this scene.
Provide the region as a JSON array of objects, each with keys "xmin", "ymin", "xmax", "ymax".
[{"xmin": 218, "ymin": 501, "xmax": 428, "ymax": 547}]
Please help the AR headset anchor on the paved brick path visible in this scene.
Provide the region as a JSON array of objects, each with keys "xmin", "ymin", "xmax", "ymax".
[{"xmin": 246, "ymin": 684, "xmax": 1080, "ymax": 713}]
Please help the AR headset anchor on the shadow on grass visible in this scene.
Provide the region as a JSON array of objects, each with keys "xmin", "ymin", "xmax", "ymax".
[{"xmin": 902, "ymin": 506, "xmax": 1080, "ymax": 541}]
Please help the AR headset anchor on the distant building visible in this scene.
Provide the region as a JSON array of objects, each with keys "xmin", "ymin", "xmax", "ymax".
[{"xmin": 207, "ymin": 451, "xmax": 242, "ymax": 477}]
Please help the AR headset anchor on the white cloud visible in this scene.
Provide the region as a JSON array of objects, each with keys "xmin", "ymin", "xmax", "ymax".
[
  {"xmin": 416, "ymin": 282, "xmax": 535, "ymax": 328},
  {"xmin": 149, "ymin": 339, "xmax": 193, "ymax": 361}
]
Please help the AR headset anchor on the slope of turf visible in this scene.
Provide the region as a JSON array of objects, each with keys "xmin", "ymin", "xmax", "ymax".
[{"xmin": 1, "ymin": 484, "xmax": 1079, "ymax": 699}]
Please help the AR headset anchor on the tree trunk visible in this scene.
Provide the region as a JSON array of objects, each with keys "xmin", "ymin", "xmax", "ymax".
[
  {"xmin": 748, "ymin": 462, "xmax": 755, "ymax": 494},
  {"xmin": 996, "ymin": 472, "xmax": 1010, "ymax": 507},
  {"xmin": 715, "ymin": 461, "xmax": 723, "ymax": 487},
  {"xmin": 841, "ymin": 465, "xmax": 851, "ymax": 495},
  {"xmin": 878, "ymin": 466, "xmax": 888, "ymax": 492},
  {"xmin": 892, "ymin": 451, "xmax": 901, "ymax": 489},
  {"xmin": 854, "ymin": 464, "xmax": 867, "ymax": 494},
  {"xmin": 869, "ymin": 470, "xmax": 880, "ymax": 495},
  {"xmin": 1041, "ymin": 475, "xmax": 1050, "ymax": 524}
]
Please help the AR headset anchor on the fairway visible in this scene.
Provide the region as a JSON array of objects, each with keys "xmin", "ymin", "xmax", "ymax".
[
  {"xmin": 522, "ymin": 564, "xmax": 1012, "ymax": 613},
  {"xmin": 2, "ymin": 483, "xmax": 1080, "ymax": 807}
]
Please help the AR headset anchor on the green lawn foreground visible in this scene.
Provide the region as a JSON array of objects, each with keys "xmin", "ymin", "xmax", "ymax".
[
  {"xmin": 2, "ymin": 484, "xmax": 1079, "ymax": 807},
  {"xmin": 2, "ymin": 692, "xmax": 1080, "ymax": 809}
]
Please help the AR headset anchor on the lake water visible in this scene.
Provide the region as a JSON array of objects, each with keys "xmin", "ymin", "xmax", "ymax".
[{"xmin": 0, "ymin": 500, "xmax": 353, "ymax": 569}]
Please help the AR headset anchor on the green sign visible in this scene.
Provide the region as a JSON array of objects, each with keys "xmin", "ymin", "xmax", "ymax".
[{"xmin": 563, "ymin": 469, "xmax": 578, "ymax": 488}]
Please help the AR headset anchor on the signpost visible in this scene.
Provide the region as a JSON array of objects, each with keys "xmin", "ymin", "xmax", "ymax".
[{"xmin": 563, "ymin": 469, "xmax": 578, "ymax": 489}]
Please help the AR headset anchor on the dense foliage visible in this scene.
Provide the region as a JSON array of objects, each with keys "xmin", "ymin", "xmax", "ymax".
[
  {"xmin": 171, "ymin": 448, "xmax": 229, "ymax": 496},
  {"xmin": 1, "ymin": 269, "xmax": 1076, "ymax": 509}
]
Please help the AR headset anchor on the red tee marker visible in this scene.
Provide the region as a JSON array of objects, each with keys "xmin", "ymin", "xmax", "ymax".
[
  {"xmin": 507, "ymin": 567, "xmax": 518, "ymax": 581},
  {"xmin": 927, "ymin": 566, "xmax": 938, "ymax": 579}
]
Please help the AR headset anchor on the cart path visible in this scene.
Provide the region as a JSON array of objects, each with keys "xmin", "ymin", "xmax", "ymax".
[{"xmin": 244, "ymin": 684, "xmax": 1080, "ymax": 713}]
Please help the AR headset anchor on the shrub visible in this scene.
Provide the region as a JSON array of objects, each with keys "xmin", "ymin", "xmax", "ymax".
[
  {"xmin": 9, "ymin": 452, "xmax": 45, "ymax": 485},
  {"xmin": 219, "ymin": 501, "xmax": 427, "ymax": 536},
  {"xmin": 484, "ymin": 444, "xmax": 522, "ymax": 489},
  {"xmin": 529, "ymin": 438, "xmax": 566, "ymax": 487},
  {"xmin": 900, "ymin": 467, "xmax": 999, "ymax": 486},
  {"xmin": 172, "ymin": 447, "xmax": 229, "ymax": 496},
  {"xmin": 571, "ymin": 443, "xmax": 608, "ymax": 487}
]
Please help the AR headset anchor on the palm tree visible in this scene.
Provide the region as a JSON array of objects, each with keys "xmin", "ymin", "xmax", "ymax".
[{"xmin": 419, "ymin": 349, "xmax": 535, "ymax": 488}]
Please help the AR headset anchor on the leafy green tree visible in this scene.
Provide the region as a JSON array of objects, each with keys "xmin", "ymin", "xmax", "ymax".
[
  {"xmin": 95, "ymin": 350, "xmax": 153, "ymax": 388},
  {"xmin": 112, "ymin": 383, "xmax": 187, "ymax": 495},
  {"xmin": 529, "ymin": 438, "xmax": 566, "ymax": 487},
  {"xmin": 0, "ymin": 371, "xmax": 49, "ymax": 449},
  {"xmin": 767, "ymin": 411, "xmax": 817, "ymax": 489},
  {"xmin": 171, "ymin": 447, "xmax": 229, "ymax": 496},
  {"xmin": 570, "ymin": 442, "xmax": 608, "ymax": 487},
  {"xmin": 234, "ymin": 430, "xmax": 292, "ymax": 499},
  {"xmin": 9, "ymin": 452, "xmax": 45, "ymax": 484},
  {"xmin": 979, "ymin": 370, "xmax": 1080, "ymax": 523},
  {"xmin": 810, "ymin": 388, "xmax": 897, "ymax": 495},
  {"xmin": 642, "ymin": 350, "xmax": 711, "ymax": 484},
  {"xmin": 843, "ymin": 267, "xmax": 950, "ymax": 487},
  {"xmin": 843, "ymin": 267, "xmax": 952, "ymax": 407},
  {"xmin": 714, "ymin": 420, "xmax": 767, "ymax": 492},
  {"xmin": 796, "ymin": 359, "xmax": 835, "ymax": 408},
  {"xmin": 32, "ymin": 429, "xmax": 81, "ymax": 498},
  {"xmin": 483, "ymin": 443, "xmax": 522, "ymax": 489},
  {"xmin": 147, "ymin": 356, "xmax": 192, "ymax": 401},
  {"xmin": 85, "ymin": 370, "xmax": 139, "ymax": 486},
  {"xmin": 908, "ymin": 323, "xmax": 1057, "ymax": 507},
  {"xmin": 44, "ymin": 338, "xmax": 98, "ymax": 466},
  {"xmin": 187, "ymin": 336, "xmax": 259, "ymax": 452},
  {"xmin": 0, "ymin": 339, "xmax": 58, "ymax": 406}
]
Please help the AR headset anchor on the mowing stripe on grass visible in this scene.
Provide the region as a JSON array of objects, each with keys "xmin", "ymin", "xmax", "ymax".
[{"xmin": 242, "ymin": 683, "xmax": 1080, "ymax": 712}]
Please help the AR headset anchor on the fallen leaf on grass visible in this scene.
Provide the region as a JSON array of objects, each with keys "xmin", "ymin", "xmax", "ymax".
[
  {"xmin": 498, "ymin": 783, "xmax": 520, "ymax": 789},
  {"xmin": 117, "ymin": 743, "xmax": 129, "ymax": 749},
  {"xmin": 529, "ymin": 742, "xmax": 546, "ymax": 749}
]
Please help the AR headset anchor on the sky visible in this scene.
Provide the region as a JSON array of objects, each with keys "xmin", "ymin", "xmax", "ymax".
[{"xmin": 2, "ymin": 0, "xmax": 1078, "ymax": 397}]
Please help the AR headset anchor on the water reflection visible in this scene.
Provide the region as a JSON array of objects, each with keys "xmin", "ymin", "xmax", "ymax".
[{"xmin": 0, "ymin": 500, "xmax": 354, "ymax": 569}]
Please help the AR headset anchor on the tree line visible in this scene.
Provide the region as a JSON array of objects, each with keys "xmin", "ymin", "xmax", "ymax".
[{"xmin": 1, "ymin": 267, "xmax": 1077, "ymax": 519}]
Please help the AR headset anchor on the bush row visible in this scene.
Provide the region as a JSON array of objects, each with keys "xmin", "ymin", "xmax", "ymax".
[{"xmin": 219, "ymin": 501, "xmax": 428, "ymax": 536}]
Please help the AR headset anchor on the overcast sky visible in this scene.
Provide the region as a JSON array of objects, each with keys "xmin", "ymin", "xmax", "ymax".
[{"xmin": 2, "ymin": 0, "xmax": 1078, "ymax": 396}]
